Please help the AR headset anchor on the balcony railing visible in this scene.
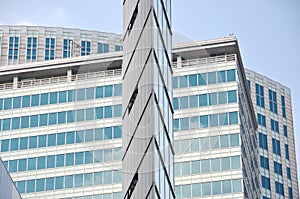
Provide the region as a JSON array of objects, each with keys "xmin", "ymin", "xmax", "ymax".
[
  {"xmin": 172, "ymin": 54, "xmax": 236, "ymax": 68},
  {"xmin": 0, "ymin": 69, "xmax": 122, "ymax": 91}
]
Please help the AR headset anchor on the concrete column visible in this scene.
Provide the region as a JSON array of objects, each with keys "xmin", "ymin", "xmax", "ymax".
[
  {"xmin": 13, "ymin": 76, "xmax": 18, "ymax": 89},
  {"xmin": 177, "ymin": 56, "xmax": 182, "ymax": 68},
  {"xmin": 67, "ymin": 69, "xmax": 72, "ymax": 82}
]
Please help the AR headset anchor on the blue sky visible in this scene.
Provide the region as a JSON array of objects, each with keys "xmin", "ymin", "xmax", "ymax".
[{"xmin": 1, "ymin": 0, "xmax": 300, "ymax": 185}]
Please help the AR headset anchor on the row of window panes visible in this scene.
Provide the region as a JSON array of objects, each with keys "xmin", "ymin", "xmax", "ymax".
[
  {"xmin": 275, "ymin": 181, "xmax": 284, "ymax": 195},
  {"xmin": 173, "ymin": 69, "xmax": 236, "ymax": 89},
  {"xmin": 0, "ymin": 84, "xmax": 122, "ymax": 111},
  {"xmin": 261, "ymin": 176, "xmax": 271, "ymax": 190},
  {"xmin": 8, "ymin": 36, "xmax": 19, "ymax": 60},
  {"xmin": 270, "ymin": 119, "xmax": 279, "ymax": 133},
  {"xmin": 173, "ymin": 90, "xmax": 237, "ymax": 110},
  {"xmin": 175, "ymin": 179, "xmax": 242, "ymax": 198},
  {"xmin": 26, "ymin": 37, "xmax": 37, "ymax": 61},
  {"xmin": 272, "ymin": 138, "xmax": 281, "ymax": 156},
  {"xmin": 0, "ymin": 105, "xmax": 122, "ymax": 131},
  {"xmin": 174, "ymin": 111, "xmax": 239, "ymax": 131},
  {"xmin": 174, "ymin": 133, "xmax": 239, "ymax": 154},
  {"xmin": 269, "ymin": 89, "xmax": 278, "ymax": 114},
  {"xmin": 5, "ymin": 147, "xmax": 121, "ymax": 173},
  {"xmin": 0, "ymin": 126, "xmax": 121, "ymax": 152},
  {"xmin": 175, "ymin": 155, "xmax": 241, "ymax": 176},
  {"xmin": 260, "ymin": 156, "xmax": 269, "ymax": 170},
  {"xmin": 16, "ymin": 170, "xmax": 121, "ymax": 194},
  {"xmin": 255, "ymin": 83, "xmax": 265, "ymax": 108},
  {"xmin": 257, "ymin": 113, "xmax": 266, "ymax": 127},
  {"xmin": 281, "ymin": 95, "xmax": 286, "ymax": 118},
  {"xmin": 67, "ymin": 192, "xmax": 122, "ymax": 199}
]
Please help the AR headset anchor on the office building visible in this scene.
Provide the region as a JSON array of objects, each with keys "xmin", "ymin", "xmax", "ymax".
[
  {"xmin": 0, "ymin": 25, "xmax": 122, "ymax": 66},
  {"xmin": 122, "ymin": 0, "xmax": 174, "ymax": 198},
  {"xmin": 246, "ymin": 69, "xmax": 299, "ymax": 199},
  {"xmin": 0, "ymin": 157, "xmax": 22, "ymax": 199},
  {"xmin": 0, "ymin": 25, "xmax": 298, "ymax": 199}
]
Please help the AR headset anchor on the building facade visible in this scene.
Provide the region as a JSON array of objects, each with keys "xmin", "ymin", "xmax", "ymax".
[
  {"xmin": 246, "ymin": 69, "xmax": 299, "ymax": 199},
  {"xmin": 0, "ymin": 25, "xmax": 298, "ymax": 199},
  {"xmin": 122, "ymin": 0, "xmax": 174, "ymax": 198},
  {"xmin": 0, "ymin": 25, "xmax": 122, "ymax": 66}
]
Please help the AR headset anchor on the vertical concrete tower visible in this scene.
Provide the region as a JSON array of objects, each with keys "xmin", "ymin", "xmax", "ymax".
[{"xmin": 122, "ymin": 0, "xmax": 174, "ymax": 198}]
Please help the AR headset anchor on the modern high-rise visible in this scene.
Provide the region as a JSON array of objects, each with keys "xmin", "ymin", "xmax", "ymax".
[
  {"xmin": 122, "ymin": 0, "xmax": 174, "ymax": 199},
  {"xmin": 246, "ymin": 69, "xmax": 299, "ymax": 199},
  {"xmin": 0, "ymin": 25, "xmax": 298, "ymax": 199}
]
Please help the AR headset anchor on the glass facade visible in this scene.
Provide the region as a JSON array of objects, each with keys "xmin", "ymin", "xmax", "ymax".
[{"xmin": 45, "ymin": 37, "xmax": 55, "ymax": 60}]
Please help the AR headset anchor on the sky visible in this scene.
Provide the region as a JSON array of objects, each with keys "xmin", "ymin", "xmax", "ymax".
[{"xmin": 1, "ymin": 0, "xmax": 300, "ymax": 187}]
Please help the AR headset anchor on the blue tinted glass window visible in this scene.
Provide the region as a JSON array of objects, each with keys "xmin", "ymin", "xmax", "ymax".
[
  {"xmin": 104, "ymin": 127, "xmax": 112, "ymax": 139},
  {"xmin": 77, "ymin": 89, "xmax": 85, "ymax": 101},
  {"xmin": 67, "ymin": 111, "xmax": 75, "ymax": 123},
  {"xmin": 199, "ymin": 94, "xmax": 207, "ymax": 106},
  {"xmin": 31, "ymin": 94, "xmax": 40, "ymax": 106},
  {"xmin": 179, "ymin": 76, "xmax": 188, "ymax": 88},
  {"xmin": 182, "ymin": 184, "xmax": 191, "ymax": 198},
  {"xmin": 222, "ymin": 180, "xmax": 231, "ymax": 194},
  {"xmin": 104, "ymin": 106, "xmax": 112, "ymax": 118},
  {"xmin": 12, "ymin": 117, "xmax": 20, "ymax": 130},
  {"xmin": 76, "ymin": 110, "xmax": 85, "ymax": 122},
  {"xmin": 48, "ymin": 113, "xmax": 57, "ymax": 125},
  {"xmin": 210, "ymin": 114, "xmax": 218, "ymax": 127},
  {"xmin": 48, "ymin": 134, "xmax": 56, "ymax": 146},
  {"xmin": 230, "ymin": 134, "xmax": 239, "ymax": 147},
  {"xmin": 56, "ymin": 154, "xmax": 65, "ymax": 167},
  {"xmin": 27, "ymin": 180, "xmax": 35, "ymax": 193},
  {"xmin": 180, "ymin": 96, "xmax": 188, "ymax": 109},
  {"xmin": 75, "ymin": 152, "xmax": 84, "ymax": 165},
  {"xmin": 30, "ymin": 115, "xmax": 38, "ymax": 127},
  {"xmin": 66, "ymin": 153, "xmax": 74, "ymax": 166},
  {"xmin": 209, "ymin": 93, "xmax": 217, "ymax": 106},
  {"xmin": 208, "ymin": 72, "xmax": 216, "ymax": 84},
  {"xmin": 28, "ymin": 158, "xmax": 36, "ymax": 170},
  {"xmin": 189, "ymin": 74, "xmax": 197, "ymax": 86},
  {"xmin": 9, "ymin": 160, "xmax": 17, "ymax": 172},
  {"xmin": 22, "ymin": 96, "xmax": 30, "ymax": 107},
  {"xmin": 36, "ymin": 179, "xmax": 45, "ymax": 192},
  {"xmin": 189, "ymin": 95, "xmax": 198, "ymax": 108},
  {"xmin": 40, "ymin": 93, "xmax": 49, "ymax": 105},
  {"xmin": 95, "ymin": 128, "xmax": 103, "ymax": 140},
  {"xmin": 0, "ymin": 99, "xmax": 2, "ymax": 110},
  {"xmin": 227, "ymin": 69, "xmax": 236, "ymax": 82},
  {"xmin": 114, "ymin": 105, "xmax": 122, "ymax": 117},
  {"xmin": 4, "ymin": 98, "xmax": 12, "ymax": 110},
  {"xmin": 212, "ymin": 181, "xmax": 221, "ymax": 195},
  {"xmin": 66, "ymin": 132, "xmax": 75, "ymax": 144},
  {"xmin": 96, "ymin": 86, "xmax": 103, "ymax": 98},
  {"xmin": 103, "ymin": 171, "xmax": 112, "ymax": 184},
  {"xmin": 55, "ymin": 176, "xmax": 64, "ymax": 190},
  {"xmin": 84, "ymin": 173, "xmax": 93, "ymax": 186},
  {"xmin": 57, "ymin": 133, "xmax": 65, "ymax": 145},
  {"xmin": 49, "ymin": 92, "xmax": 58, "ymax": 104},
  {"xmin": 218, "ymin": 92, "xmax": 227, "ymax": 104},
  {"xmin": 85, "ymin": 129, "xmax": 94, "ymax": 142},
  {"xmin": 46, "ymin": 177, "xmax": 54, "ymax": 190},
  {"xmin": 75, "ymin": 174, "xmax": 83, "ymax": 187},
  {"xmin": 67, "ymin": 90, "xmax": 75, "ymax": 102},
  {"xmin": 104, "ymin": 85, "xmax": 113, "ymax": 97},
  {"xmin": 86, "ymin": 87, "xmax": 94, "ymax": 99},
  {"xmin": 29, "ymin": 136, "xmax": 37, "ymax": 148},
  {"xmin": 1, "ymin": 140, "xmax": 9, "ymax": 152},
  {"xmin": 200, "ymin": 115, "xmax": 208, "ymax": 128},
  {"xmin": 18, "ymin": 159, "xmax": 27, "ymax": 171},
  {"xmin": 20, "ymin": 137, "xmax": 28, "ymax": 150},
  {"xmin": 114, "ymin": 84, "xmax": 122, "ymax": 96},
  {"xmin": 85, "ymin": 152, "xmax": 93, "ymax": 164},
  {"xmin": 232, "ymin": 179, "xmax": 242, "ymax": 192},
  {"xmin": 211, "ymin": 158, "xmax": 220, "ymax": 171},
  {"xmin": 59, "ymin": 91, "xmax": 67, "ymax": 103},
  {"xmin": 201, "ymin": 159, "xmax": 210, "ymax": 173},
  {"xmin": 229, "ymin": 112, "xmax": 238, "ymax": 124},
  {"xmin": 181, "ymin": 118, "xmax": 189, "ymax": 130},
  {"xmin": 39, "ymin": 114, "xmax": 48, "ymax": 126},
  {"xmin": 219, "ymin": 113, "xmax": 228, "ymax": 126},
  {"xmin": 37, "ymin": 157, "xmax": 46, "ymax": 169},
  {"xmin": 21, "ymin": 116, "xmax": 29, "ymax": 128},
  {"xmin": 58, "ymin": 112, "xmax": 66, "ymax": 124},
  {"xmin": 174, "ymin": 119, "xmax": 179, "ymax": 131},
  {"xmin": 202, "ymin": 182, "xmax": 211, "ymax": 196},
  {"xmin": 190, "ymin": 116, "xmax": 199, "ymax": 130},
  {"xmin": 114, "ymin": 126, "xmax": 122, "ymax": 138},
  {"xmin": 198, "ymin": 73, "xmax": 207, "ymax": 85},
  {"xmin": 13, "ymin": 97, "xmax": 21, "ymax": 108},
  {"xmin": 104, "ymin": 149, "xmax": 112, "ymax": 161},
  {"xmin": 218, "ymin": 71, "xmax": 226, "ymax": 83},
  {"xmin": 17, "ymin": 181, "xmax": 25, "ymax": 194},
  {"xmin": 3, "ymin": 118, "xmax": 11, "ymax": 131},
  {"xmin": 94, "ymin": 172, "xmax": 102, "ymax": 185},
  {"xmin": 76, "ymin": 131, "xmax": 84, "ymax": 143},
  {"xmin": 96, "ymin": 107, "xmax": 103, "ymax": 119},
  {"xmin": 47, "ymin": 156, "xmax": 55, "ymax": 168},
  {"xmin": 173, "ymin": 77, "xmax": 178, "ymax": 89},
  {"xmin": 38, "ymin": 135, "xmax": 46, "ymax": 147},
  {"xmin": 65, "ymin": 175, "xmax": 73, "ymax": 188},
  {"xmin": 10, "ymin": 138, "xmax": 18, "ymax": 150},
  {"xmin": 220, "ymin": 135, "xmax": 229, "ymax": 148},
  {"xmin": 221, "ymin": 157, "xmax": 230, "ymax": 170},
  {"xmin": 228, "ymin": 90, "xmax": 237, "ymax": 103},
  {"xmin": 173, "ymin": 98, "xmax": 178, "ymax": 110}
]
